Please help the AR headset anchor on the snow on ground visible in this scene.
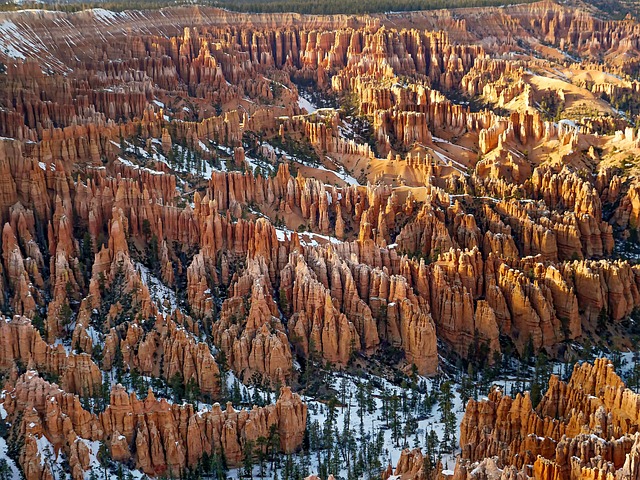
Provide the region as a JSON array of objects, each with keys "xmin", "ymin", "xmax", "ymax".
[
  {"xmin": 244, "ymin": 154, "xmax": 277, "ymax": 177},
  {"xmin": 338, "ymin": 169, "xmax": 360, "ymax": 187},
  {"xmin": 304, "ymin": 373, "xmax": 465, "ymax": 474},
  {"xmin": 148, "ymin": 143, "xmax": 227, "ymax": 179},
  {"xmin": 315, "ymin": 157, "xmax": 360, "ymax": 186},
  {"xmin": 149, "ymin": 140, "xmax": 235, "ymax": 179},
  {"xmin": 298, "ymin": 93, "xmax": 319, "ymax": 114},
  {"xmin": 431, "ymin": 136, "xmax": 473, "ymax": 152},
  {"xmin": 136, "ymin": 263, "xmax": 179, "ymax": 315},
  {"xmin": 2, "ymin": 353, "xmax": 639, "ymax": 479},
  {"xmin": 117, "ymin": 156, "xmax": 165, "ymax": 177},
  {"xmin": 215, "ymin": 144, "xmax": 233, "ymax": 155},
  {"xmin": 338, "ymin": 123, "xmax": 355, "ymax": 139},
  {"xmin": 0, "ymin": 18, "xmax": 64, "ymax": 73},
  {"xmin": 0, "ymin": 394, "xmax": 20, "ymax": 478},
  {"xmin": 0, "ymin": 20, "xmax": 28, "ymax": 59},
  {"xmin": 53, "ymin": 338, "xmax": 72, "ymax": 355},
  {"xmin": 224, "ymin": 370, "xmax": 466, "ymax": 479},
  {"xmin": 0, "ymin": 437, "xmax": 20, "ymax": 478},
  {"xmin": 275, "ymin": 227, "xmax": 342, "ymax": 247},
  {"xmin": 85, "ymin": 324, "xmax": 101, "ymax": 345},
  {"xmin": 431, "ymin": 149, "xmax": 468, "ymax": 175},
  {"xmin": 79, "ymin": 436, "xmax": 147, "ymax": 480},
  {"xmin": 275, "ymin": 226, "xmax": 293, "ymax": 242},
  {"xmin": 91, "ymin": 8, "xmax": 124, "ymax": 25},
  {"xmin": 298, "ymin": 231, "xmax": 343, "ymax": 247},
  {"xmin": 36, "ymin": 434, "xmax": 56, "ymax": 467},
  {"xmin": 198, "ymin": 140, "xmax": 210, "ymax": 153},
  {"xmin": 558, "ymin": 119, "xmax": 578, "ymax": 129}
]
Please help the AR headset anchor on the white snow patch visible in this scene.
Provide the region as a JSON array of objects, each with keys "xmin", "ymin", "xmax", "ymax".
[
  {"xmin": 35, "ymin": 435, "xmax": 56, "ymax": 467},
  {"xmin": 136, "ymin": 263, "xmax": 178, "ymax": 314},
  {"xmin": 91, "ymin": 8, "xmax": 122, "ymax": 24},
  {"xmin": 0, "ymin": 20, "xmax": 27, "ymax": 59},
  {"xmin": 298, "ymin": 94, "xmax": 318, "ymax": 114},
  {"xmin": 0, "ymin": 436, "xmax": 21, "ymax": 478}
]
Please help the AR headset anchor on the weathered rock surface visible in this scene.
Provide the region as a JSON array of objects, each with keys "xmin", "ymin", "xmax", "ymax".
[
  {"xmin": 0, "ymin": 2, "xmax": 639, "ymax": 478},
  {"xmin": 2, "ymin": 372, "xmax": 307, "ymax": 479},
  {"xmin": 455, "ymin": 359, "xmax": 640, "ymax": 480}
]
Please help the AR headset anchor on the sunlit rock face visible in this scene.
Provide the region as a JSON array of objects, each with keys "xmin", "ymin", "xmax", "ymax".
[{"xmin": 1, "ymin": 1, "xmax": 640, "ymax": 478}]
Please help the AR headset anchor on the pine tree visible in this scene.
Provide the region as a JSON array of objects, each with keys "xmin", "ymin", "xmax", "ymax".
[
  {"xmin": 243, "ymin": 440, "xmax": 255, "ymax": 479},
  {"xmin": 355, "ymin": 380, "xmax": 366, "ymax": 429},
  {"xmin": 457, "ymin": 363, "xmax": 475, "ymax": 406},
  {"xmin": 438, "ymin": 380, "xmax": 457, "ymax": 454},
  {"xmin": 58, "ymin": 302, "xmax": 74, "ymax": 339},
  {"xmin": 530, "ymin": 351, "xmax": 550, "ymax": 408},
  {"xmin": 0, "ymin": 459, "xmax": 11, "ymax": 480},
  {"xmin": 231, "ymin": 378, "xmax": 243, "ymax": 405},
  {"xmin": 389, "ymin": 393, "xmax": 401, "ymax": 446},
  {"xmin": 216, "ymin": 350, "xmax": 229, "ymax": 401},
  {"xmin": 268, "ymin": 423, "xmax": 280, "ymax": 469},
  {"xmin": 256, "ymin": 436, "xmax": 268, "ymax": 478},
  {"xmin": 97, "ymin": 441, "xmax": 110, "ymax": 479}
]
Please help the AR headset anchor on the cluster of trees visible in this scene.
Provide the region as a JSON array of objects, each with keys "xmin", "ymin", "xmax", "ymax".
[
  {"xmin": 270, "ymin": 134, "xmax": 321, "ymax": 167},
  {"xmin": 601, "ymin": 90, "xmax": 640, "ymax": 124},
  {"xmin": 212, "ymin": 0, "xmax": 536, "ymax": 14},
  {"xmin": 216, "ymin": 351, "xmax": 281, "ymax": 407},
  {"xmin": 165, "ymin": 363, "xmax": 465, "ymax": 480},
  {"xmin": 241, "ymin": 425, "xmax": 283, "ymax": 479},
  {"xmin": 1, "ymin": 412, "xmax": 20, "ymax": 454},
  {"xmin": 21, "ymin": 0, "xmax": 612, "ymax": 18},
  {"xmin": 282, "ymin": 371, "xmax": 458, "ymax": 480},
  {"xmin": 92, "ymin": 261, "xmax": 137, "ymax": 337},
  {"xmin": 570, "ymin": 0, "xmax": 640, "ymax": 20},
  {"xmin": 291, "ymin": 77, "xmax": 339, "ymax": 108},
  {"xmin": 0, "ymin": 460, "xmax": 11, "ymax": 480},
  {"xmin": 119, "ymin": 131, "xmax": 220, "ymax": 180},
  {"xmin": 40, "ymin": 440, "xmax": 72, "ymax": 480},
  {"xmin": 241, "ymin": 132, "xmax": 280, "ymax": 179},
  {"xmin": 624, "ymin": 350, "xmax": 640, "ymax": 392},
  {"xmin": 165, "ymin": 142, "xmax": 214, "ymax": 176},
  {"xmin": 184, "ymin": 452, "xmax": 228, "ymax": 480},
  {"xmin": 85, "ymin": 441, "xmax": 139, "ymax": 480},
  {"xmin": 78, "ymin": 377, "xmax": 112, "ymax": 414},
  {"xmin": 538, "ymin": 90, "xmax": 566, "ymax": 122},
  {"xmin": 0, "ymin": 0, "xmax": 537, "ymax": 14},
  {"xmin": 0, "ymin": 0, "xmax": 191, "ymax": 12},
  {"xmin": 305, "ymin": 395, "xmax": 385, "ymax": 480}
]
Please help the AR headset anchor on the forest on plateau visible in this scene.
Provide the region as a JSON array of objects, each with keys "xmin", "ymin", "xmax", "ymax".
[{"xmin": 0, "ymin": 0, "xmax": 538, "ymax": 13}]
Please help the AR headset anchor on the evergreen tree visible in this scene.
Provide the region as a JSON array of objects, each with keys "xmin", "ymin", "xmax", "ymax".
[
  {"xmin": 530, "ymin": 351, "xmax": 550, "ymax": 408},
  {"xmin": 0, "ymin": 459, "xmax": 10, "ymax": 480},
  {"xmin": 457, "ymin": 363, "xmax": 475, "ymax": 407},
  {"xmin": 256, "ymin": 436, "xmax": 268, "ymax": 478},
  {"xmin": 268, "ymin": 424, "xmax": 281, "ymax": 469},
  {"xmin": 438, "ymin": 380, "xmax": 457, "ymax": 454},
  {"xmin": 97, "ymin": 441, "xmax": 110, "ymax": 479},
  {"xmin": 243, "ymin": 440, "xmax": 255, "ymax": 479}
]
